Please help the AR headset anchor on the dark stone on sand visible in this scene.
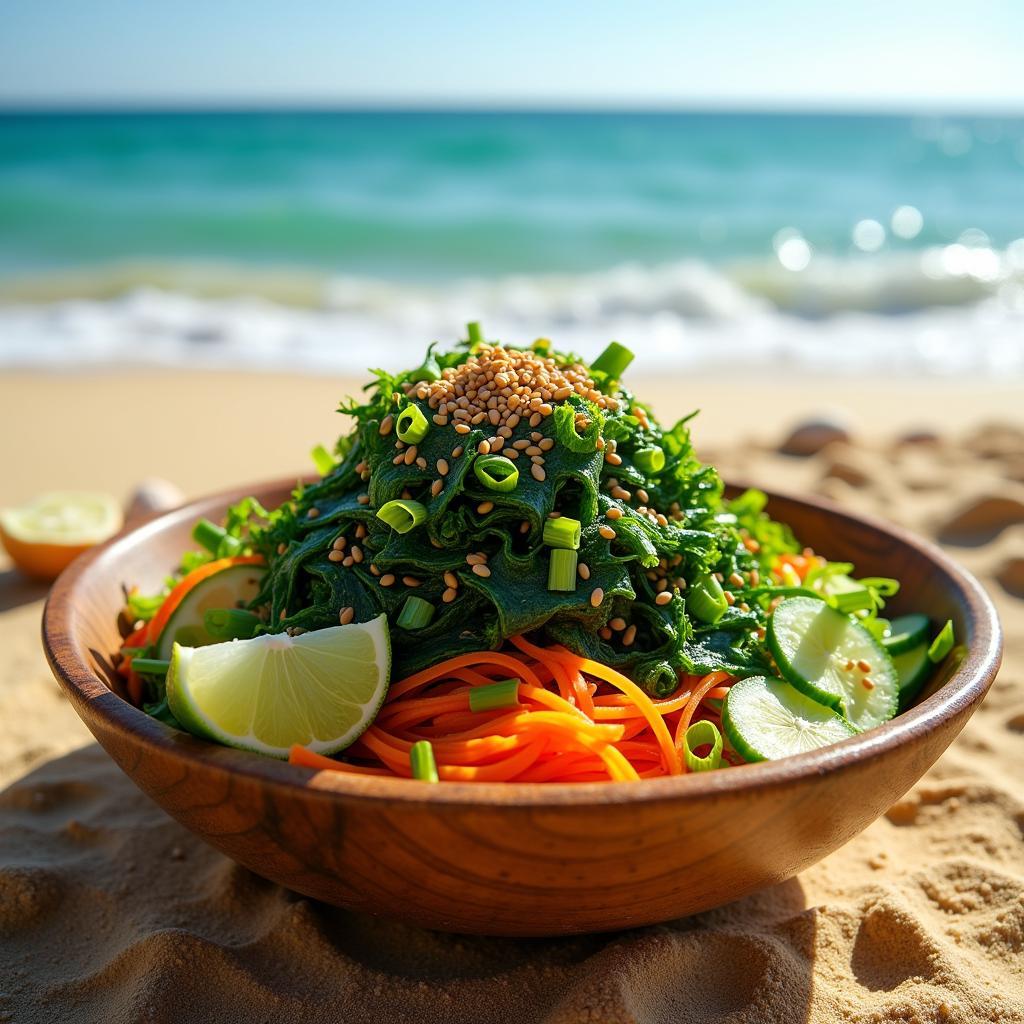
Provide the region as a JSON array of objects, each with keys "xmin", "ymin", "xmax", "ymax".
[
  {"xmin": 937, "ymin": 492, "xmax": 1024, "ymax": 546},
  {"xmin": 778, "ymin": 417, "xmax": 851, "ymax": 457}
]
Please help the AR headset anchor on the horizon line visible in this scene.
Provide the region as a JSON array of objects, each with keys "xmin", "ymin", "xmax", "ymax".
[{"xmin": 1, "ymin": 98, "xmax": 1023, "ymax": 118}]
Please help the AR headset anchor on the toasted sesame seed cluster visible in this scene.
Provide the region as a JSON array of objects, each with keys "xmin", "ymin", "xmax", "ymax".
[{"xmin": 403, "ymin": 345, "xmax": 620, "ymax": 437}]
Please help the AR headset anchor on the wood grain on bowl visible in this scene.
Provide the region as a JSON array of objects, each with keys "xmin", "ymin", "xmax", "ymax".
[{"xmin": 41, "ymin": 480, "xmax": 1002, "ymax": 936}]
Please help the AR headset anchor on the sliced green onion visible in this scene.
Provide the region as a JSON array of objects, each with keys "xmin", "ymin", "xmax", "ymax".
[
  {"xmin": 928, "ymin": 619, "xmax": 955, "ymax": 663},
  {"xmin": 543, "ymin": 516, "xmax": 581, "ymax": 550},
  {"xmin": 590, "ymin": 341, "xmax": 634, "ymax": 379},
  {"xmin": 376, "ymin": 499, "xmax": 427, "ymax": 534},
  {"xmin": 548, "ymin": 548, "xmax": 578, "ymax": 592},
  {"xmin": 469, "ymin": 678, "xmax": 520, "ymax": 713},
  {"xmin": 395, "ymin": 404, "xmax": 430, "ymax": 444},
  {"xmin": 203, "ymin": 608, "xmax": 262, "ymax": 641},
  {"xmin": 397, "ymin": 595, "xmax": 435, "ymax": 630},
  {"xmin": 466, "ymin": 321, "xmax": 484, "ymax": 349},
  {"xmin": 131, "ymin": 657, "xmax": 170, "ymax": 676},
  {"xmin": 683, "ymin": 720, "xmax": 723, "ymax": 772},
  {"xmin": 473, "ymin": 455, "xmax": 519, "ymax": 492},
  {"xmin": 310, "ymin": 444, "xmax": 335, "ymax": 476},
  {"xmin": 831, "ymin": 585, "xmax": 875, "ymax": 614},
  {"xmin": 634, "ymin": 446, "xmax": 665, "ymax": 474},
  {"xmin": 410, "ymin": 740, "xmax": 439, "ymax": 782},
  {"xmin": 192, "ymin": 518, "xmax": 243, "ymax": 557},
  {"xmin": 688, "ymin": 573, "xmax": 728, "ymax": 624}
]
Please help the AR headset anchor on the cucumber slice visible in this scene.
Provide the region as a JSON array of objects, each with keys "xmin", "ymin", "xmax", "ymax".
[
  {"xmin": 722, "ymin": 675, "xmax": 858, "ymax": 762},
  {"xmin": 892, "ymin": 641, "xmax": 931, "ymax": 710},
  {"xmin": 767, "ymin": 596, "xmax": 899, "ymax": 731},
  {"xmin": 882, "ymin": 613, "xmax": 930, "ymax": 656},
  {"xmin": 155, "ymin": 563, "xmax": 267, "ymax": 659}
]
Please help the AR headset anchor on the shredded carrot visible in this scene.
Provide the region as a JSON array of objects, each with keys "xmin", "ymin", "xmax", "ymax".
[{"xmin": 287, "ymin": 636, "xmax": 739, "ymax": 785}]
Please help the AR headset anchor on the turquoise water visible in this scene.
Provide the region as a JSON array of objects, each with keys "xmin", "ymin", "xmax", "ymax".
[
  {"xmin": 2, "ymin": 110, "xmax": 1023, "ymax": 279},
  {"xmin": 1, "ymin": 110, "xmax": 1022, "ymax": 374}
]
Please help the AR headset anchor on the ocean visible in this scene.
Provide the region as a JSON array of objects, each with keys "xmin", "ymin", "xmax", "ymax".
[{"xmin": 1, "ymin": 110, "xmax": 1022, "ymax": 375}]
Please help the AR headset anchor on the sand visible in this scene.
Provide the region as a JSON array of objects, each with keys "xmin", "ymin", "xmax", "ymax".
[{"xmin": 1, "ymin": 371, "xmax": 1022, "ymax": 1023}]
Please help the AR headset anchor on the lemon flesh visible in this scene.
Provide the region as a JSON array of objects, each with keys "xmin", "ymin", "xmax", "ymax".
[{"xmin": 167, "ymin": 615, "xmax": 390, "ymax": 758}]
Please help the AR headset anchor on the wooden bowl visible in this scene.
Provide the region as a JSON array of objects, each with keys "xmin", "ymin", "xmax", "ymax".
[{"xmin": 42, "ymin": 480, "xmax": 1002, "ymax": 936}]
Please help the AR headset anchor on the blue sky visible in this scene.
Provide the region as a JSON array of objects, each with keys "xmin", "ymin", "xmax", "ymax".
[{"xmin": 1, "ymin": 0, "xmax": 1022, "ymax": 110}]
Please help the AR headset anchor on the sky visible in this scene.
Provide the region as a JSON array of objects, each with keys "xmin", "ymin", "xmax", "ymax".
[{"xmin": 1, "ymin": 0, "xmax": 1022, "ymax": 111}]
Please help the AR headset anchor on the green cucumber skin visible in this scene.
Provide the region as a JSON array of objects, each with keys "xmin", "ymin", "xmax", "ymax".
[
  {"xmin": 882, "ymin": 614, "xmax": 931, "ymax": 656},
  {"xmin": 893, "ymin": 642, "xmax": 932, "ymax": 711},
  {"xmin": 767, "ymin": 596, "xmax": 898, "ymax": 731}
]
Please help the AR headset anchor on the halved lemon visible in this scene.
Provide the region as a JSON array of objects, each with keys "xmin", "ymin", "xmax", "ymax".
[
  {"xmin": 167, "ymin": 614, "xmax": 391, "ymax": 758},
  {"xmin": 0, "ymin": 491, "xmax": 122, "ymax": 580}
]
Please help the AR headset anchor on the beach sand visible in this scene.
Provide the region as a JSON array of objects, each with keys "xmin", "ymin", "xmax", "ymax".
[{"xmin": 1, "ymin": 371, "xmax": 1022, "ymax": 1023}]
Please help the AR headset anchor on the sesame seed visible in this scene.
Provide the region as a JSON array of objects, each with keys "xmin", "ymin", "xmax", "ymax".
[
  {"xmin": 444, "ymin": 571, "xmax": 458, "ymax": 589},
  {"xmin": 529, "ymin": 412, "xmax": 543, "ymax": 427},
  {"xmin": 277, "ymin": 542, "xmax": 288, "ymax": 555},
  {"xmin": 513, "ymin": 439, "xmax": 531, "ymax": 450},
  {"xmin": 328, "ymin": 550, "xmax": 344, "ymax": 563},
  {"xmin": 357, "ymin": 494, "xmax": 370, "ymax": 505},
  {"xmin": 392, "ymin": 454, "xmax": 405, "ymax": 465},
  {"xmin": 730, "ymin": 572, "xmax": 745, "ymax": 588},
  {"xmin": 403, "ymin": 576, "xmax": 421, "ymax": 587},
  {"xmin": 605, "ymin": 452, "xmax": 622, "ymax": 466},
  {"xmin": 530, "ymin": 431, "xmax": 542, "ymax": 441},
  {"xmin": 525, "ymin": 445, "xmax": 543, "ymax": 457},
  {"xmin": 590, "ymin": 588, "xmax": 604, "ymax": 608},
  {"xmin": 466, "ymin": 552, "xmax": 487, "ymax": 565},
  {"xmin": 477, "ymin": 501, "xmax": 495, "ymax": 515},
  {"xmin": 403, "ymin": 446, "xmax": 418, "ymax": 466},
  {"xmin": 451, "ymin": 446, "xmax": 464, "ymax": 458},
  {"xmin": 379, "ymin": 414, "xmax": 394, "ymax": 436},
  {"xmin": 431, "ymin": 479, "xmax": 444, "ymax": 497},
  {"xmin": 599, "ymin": 525, "xmax": 616, "ymax": 540},
  {"xmin": 307, "ymin": 508, "xmax": 320, "ymax": 519},
  {"xmin": 656, "ymin": 513, "xmax": 668, "ymax": 527},
  {"xmin": 506, "ymin": 449, "xmax": 519, "ymax": 460},
  {"xmin": 472, "ymin": 563, "xmax": 492, "ymax": 577},
  {"xmin": 355, "ymin": 524, "xmax": 366, "ymax": 539},
  {"xmin": 845, "ymin": 660, "xmax": 855, "ymax": 671},
  {"xmin": 415, "ymin": 457, "xmax": 427, "ymax": 469},
  {"xmin": 857, "ymin": 660, "xmax": 872, "ymax": 673},
  {"xmin": 622, "ymin": 625, "xmax": 637, "ymax": 647},
  {"xmin": 454, "ymin": 423, "xmax": 471, "ymax": 434},
  {"xmin": 606, "ymin": 507, "xmax": 622, "ymax": 520},
  {"xmin": 656, "ymin": 578, "xmax": 668, "ymax": 592},
  {"xmin": 655, "ymin": 592, "xmax": 673, "ymax": 606},
  {"xmin": 342, "ymin": 556, "xmax": 354, "ymax": 567},
  {"xmin": 531, "ymin": 463, "xmax": 546, "ymax": 482},
  {"xmin": 490, "ymin": 436, "xmax": 505, "ymax": 452},
  {"xmin": 750, "ymin": 570, "xmax": 760, "ymax": 586},
  {"xmin": 611, "ymin": 486, "xmax": 631, "ymax": 501},
  {"xmin": 599, "ymin": 626, "xmax": 613, "ymax": 640},
  {"xmin": 339, "ymin": 607, "xmax": 355, "ymax": 625},
  {"xmin": 577, "ymin": 562, "xmax": 591, "ymax": 580},
  {"xmin": 531, "ymin": 455, "xmax": 545, "ymax": 465},
  {"xmin": 478, "ymin": 440, "xmax": 491, "ymax": 455},
  {"xmin": 520, "ymin": 520, "xmax": 531, "ymax": 534},
  {"xmin": 351, "ymin": 546, "xmax": 364, "ymax": 563},
  {"xmin": 609, "ymin": 617, "xmax": 626, "ymax": 631},
  {"xmin": 369, "ymin": 563, "xmax": 381, "ymax": 576},
  {"xmin": 442, "ymin": 587, "xmax": 458, "ymax": 603},
  {"xmin": 380, "ymin": 574, "xmax": 395, "ymax": 587},
  {"xmin": 538, "ymin": 437, "xmax": 555, "ymax": 451},
  {"xmin": 724, "ymin": 591, "xmax": 736, "ymax": 605},
  {"xmin": 636, "ymin": 488, "xmax": 650, "ymax": 504},
  {"xmin": 862, "ymin": 677, "xmax": 875, "ymax": 690}
]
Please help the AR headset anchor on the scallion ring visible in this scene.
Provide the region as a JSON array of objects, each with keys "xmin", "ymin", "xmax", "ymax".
[
  {"xmin": 683, "ymin": 720, "xmax": 723, "ymax": 772},
  {"xmin": 469, "ymin": 678, "xmax": 520, "ymax": 712},
  {"xmin": 397, "ymin": 595, "xmax": 435, "ymax": 630},
  {"xmin": 395, "ymin": 404, "xmax": 430, "ymax": 444},
  {"xmin": 542, "ymin": 516, "xmax": 581, "ymax": 550},
  {"xmin": 633, "ymin": 445, "xmax": 665, "ymax": 474},
  {"xmin": 376, "ymin": 499, "xmax": 427, "ymax": 534},
  {"xmin": 688, "ymin": 573, "xmax": 728, "ymax": 624},
  {"xmin": 410, "ymin": 740, "xmax": 439, "ymax": 782},
  {"xmin": 473, "ymin": 454, "xmax": 519, "ymax": 493}
]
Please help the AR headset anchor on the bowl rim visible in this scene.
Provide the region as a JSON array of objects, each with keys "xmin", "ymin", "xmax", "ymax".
[{"xmin": 42, "ymin": 477, "xmax": 1003, "ymax": 810}]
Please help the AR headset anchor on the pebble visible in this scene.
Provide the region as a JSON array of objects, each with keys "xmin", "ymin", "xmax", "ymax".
[
  {"xmin": 778, "ymin": 416, "xmax": 851, "ymax": 457},
  {"xmin": 937, "ymin": 492, "xmax": 1024, "ymax": 545}
]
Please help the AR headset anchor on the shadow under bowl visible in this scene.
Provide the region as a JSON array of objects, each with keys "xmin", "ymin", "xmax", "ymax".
[{"xmin": 42, "ymin": 479, "xmax": 1002, "ymax": 936}]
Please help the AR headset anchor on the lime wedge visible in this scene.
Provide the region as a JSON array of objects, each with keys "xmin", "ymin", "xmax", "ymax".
[
  {"xmin": 0, "ymin": 491, "xmax": 121, "ymax": 546},
  {"xmin": 167, "ymin": 615, "xmax": 391, "ymax": 758}
]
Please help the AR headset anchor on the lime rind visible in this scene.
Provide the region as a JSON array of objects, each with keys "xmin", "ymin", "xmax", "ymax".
[
  {"xmin": 167, "ymin": 615, "xmax": 391, "ymax": 758},
  {"xmin": 767, "ymin": 596, "xmax": 898, "ymax": 731},
  {"xmin": 722, "ymin": 675, "xmax": 858, "ymax": 763}
]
